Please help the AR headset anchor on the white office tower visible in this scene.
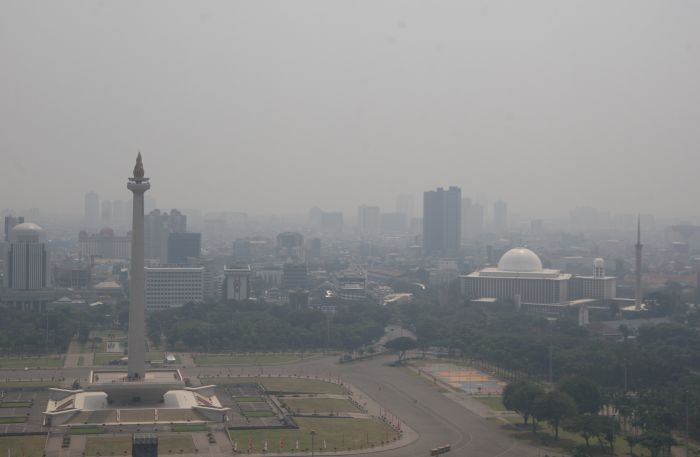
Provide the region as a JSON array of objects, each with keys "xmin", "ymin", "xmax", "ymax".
[{"xmin": 4, "ymin": 222, "xmax": 50, "ymax": 290}]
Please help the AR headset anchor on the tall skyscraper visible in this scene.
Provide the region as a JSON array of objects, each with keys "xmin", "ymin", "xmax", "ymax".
[
  {"xmin": 145, "ymin": 209, "xmax": 187, "ymax": 261},
  {"xmin": 493, "ymin": 200, "xmax": 508, "ymax": 233},
  {"xmin": 423, "ymin": 186, "xmax": 461, "ymax": 258},
  {"xmin": 4, "ymin": 215, "xmax": 24, "ymax": 241},
  {"xmin": 462, "ymin": 198, "xmax": 485, "ymax": 239},
  {"xmin": 357, "ymin": 205, "xmax": 380, "ymax": 235},
  {"xmin": 84, "ymin": 191, "xmax": 99, "ymax": 226},
  {"xmin": 167, "ymin": 232, "xmax": 201, "ymax": 264},
  {"xmin": 101, "ymin": 200, "xmax": 112, "ymax": 223}
]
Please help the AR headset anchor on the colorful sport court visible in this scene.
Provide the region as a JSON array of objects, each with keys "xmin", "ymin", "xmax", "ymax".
[{"xmin": 420, "ymin": 363, "xmax": 505, "ymax": 395}]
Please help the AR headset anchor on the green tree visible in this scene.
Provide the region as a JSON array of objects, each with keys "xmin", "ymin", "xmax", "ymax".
[
  {"xmin": 533, "ymin": 390, "xmax": 577, "ymax": 439},
  {"xmin": 563, "ymin": 414, "xmax": 605, "ymax": 448},
  {"xmin": 385, "ymin": 336, "xmax": 417, "ymax": 363},
  {"xmin": 635, "ymin": 431, "xmax": 676, "ymax": 457},
  {"xmin": 557, "ymin": 375, "xmax": 602, "ymax": 414},
  {"xmin": 503, "ymin": 381, "xmax": 545, "ymax": 426}
]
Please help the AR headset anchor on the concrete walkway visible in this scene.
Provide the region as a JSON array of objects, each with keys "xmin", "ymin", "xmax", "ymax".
[{"xmin": 63, "ymin": 340, "xmax": 83, "ymax": 369}]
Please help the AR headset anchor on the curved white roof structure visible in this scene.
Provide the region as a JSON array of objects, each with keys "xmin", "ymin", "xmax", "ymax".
[{"xmin": 497, "ymin": 248, "xmax": 543, "ymax": 272}]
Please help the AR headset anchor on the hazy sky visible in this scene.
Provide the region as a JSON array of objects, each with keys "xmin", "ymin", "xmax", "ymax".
[{"xmin": 1, "ymin": 1, "xmax": 698, "ymax": 219}]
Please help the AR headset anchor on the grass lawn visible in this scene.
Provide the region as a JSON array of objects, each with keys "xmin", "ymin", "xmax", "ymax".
[
  {"xmin": 500, "ymin": 416, "xmax": 653, "ymax": 457},
  {"xmin": 159, "ymin": 434, "xmax": 196, "ymax": 454},
  {"xmin": 0, "ymin": 416, "xmax": 27, "ymax": 424},
  {"xmin": 194, "ymin": 353, "xmax": 316, "ymax": 366},
  {"xmin": 93, "ymin": 351, "xmax": 167, "ymax": 366},
  {"xmin": 0, "ymin": 356, "xmax": 63, "ymax": 368},
  {"xmin": 172, "ymin": 423, "xmax": 208, "ymax": 432},
  {"xmin": 0, "ymin": 380, "xmax": 59, "ymax": 388},
  {"xmin": 85, "ymin": 436, "xmax": 131, "ymax": 456},
  {"xmin": 207, "ymin": 377, "xmax": 346, "ymax": 394},
  {"xmin": 243, "ymin": 411, "xmax": 275, "ymax": 417},
  {"xmin": 0, "ymin": 401, "xmax": 32, "ymax": 408},
  {"xmin": 0, "ymin": 435, "xmax": 47, "ymax": 457},
  {"xmin": 282, "ymin": 397, "xmax": 361, "ymax": 414},
  {"xmin": 70, "ymin": 426, "xmax": 104, "ymax": 435},
  {"xmin": 474, "ymin": 396, "xmax": 507, "ymax": 411},
  {"xmin": 229, "ymin": 417, "xmax": 398, "ymax": 452},
  {"xmin": 234, "ymin": 396, "xmax": 265, "ymax": 402}
]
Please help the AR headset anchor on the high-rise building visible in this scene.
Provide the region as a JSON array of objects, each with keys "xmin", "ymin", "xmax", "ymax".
[
  {"xmin": 462, "ymin": 198, "xmax": 485, "ymax": 239},
  {"xmin": 423, "ymin": 186, "xmax": 461, "ymax": 258},
  {"xmin": 3, "ymin": 222, "xmax": 50, "ymax": 290},
  {"xmin": 85, "ymin": 191, "xmax": 99, "ymax": 226},
  {"xmin": 308, "ymin": 238, "xmax": 322, "ymax": 259},
  {"xmin": 101, "ymin": 200, "xmax": 112, "ymax": 223},
  {"xmin": 358, "ymin": 206, "xmax": 380, "ymax": 235},
  {"xmin": 167, "ymin": 232, "xmax": 201, "ymax": 264},
  {"xmin": 276, "ymin": 232, "xmax": 304, "ymax": 260},
  {"xmin": 396, "ymin": 195, "xmax": 415, "ymax": 219},
  {"xmin": 112, "ymin": 200, "xmax": 130, "ymax": 228},
  {"xmin": 79, "ymin": 228, "xmax": 131, "ymax": 260},
  {"xmin": 223, "ymin": 265, "xmax": 252, "ymax": 301},
  {"xmin": 493, "ymin": 200, "xmax": 508, "ymax": 233},
  {"xmin": 320, "ymin": 212, "xmax": 343, "ymax": 233},
  {"xmin": 4, "ymin": 215, "xmax": 24, "ymax": 241},
  {"xmin": 145, "ymin": 209, "xmax": 187, "ymax": 261},
  {"xmin": 282, "ymin": 261, "xmax": 308, "ymax": 290},
  {"xmin": 144, "ymin": 267, "xmax": 204, "ymax": 311}
]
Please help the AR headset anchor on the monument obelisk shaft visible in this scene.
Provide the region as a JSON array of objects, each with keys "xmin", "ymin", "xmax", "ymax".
[{"xmin": 127, "ymin": 153, "xmax": 150, "ymax": 379}]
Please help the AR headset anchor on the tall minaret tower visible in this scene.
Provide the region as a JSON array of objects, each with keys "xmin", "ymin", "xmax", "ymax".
[
  {"xmin": 127, "ymin": 153, "xmax": 150, "ymax": 380},
  {"xmin": 634, "ymin": 215, "xmax": 643, "ymax": 310}
]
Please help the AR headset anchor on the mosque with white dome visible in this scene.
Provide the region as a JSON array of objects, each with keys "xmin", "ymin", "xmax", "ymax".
[{"xmin": 461, "ymin": 247, "xmax": 616, "ymax": 311}]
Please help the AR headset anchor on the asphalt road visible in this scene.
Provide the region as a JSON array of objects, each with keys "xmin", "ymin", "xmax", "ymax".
[{"xmin": 1, "ymin": 355, "xmax": 546, "ymax": 457}]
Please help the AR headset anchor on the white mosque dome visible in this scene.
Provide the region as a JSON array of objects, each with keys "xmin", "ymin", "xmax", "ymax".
[
  {"xmin": 497, "ymin": 248, "xmax": 543, "ymax": 272},
  {"xmin": 9, "ymin": 222, "xmax": 46, "ymax": 242}
]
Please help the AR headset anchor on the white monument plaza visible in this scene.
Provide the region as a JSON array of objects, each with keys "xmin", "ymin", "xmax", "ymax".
[{"xmin": 44, "ymin": 154, "xmax": 228, "ymax": 426}]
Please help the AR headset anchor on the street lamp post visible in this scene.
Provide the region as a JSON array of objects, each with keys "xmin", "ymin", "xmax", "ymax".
[
  {"xmin": 310, "ymin": 430, "xmax": 316, "ymax": 457},
  {"xmin": 610, "ymin": 414, "xmax": 616, "ymax": 456}
]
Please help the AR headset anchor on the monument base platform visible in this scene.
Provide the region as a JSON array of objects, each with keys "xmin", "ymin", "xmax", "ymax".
[{"xmin": 44, "ymin": 371, "xmax": 229, "ymax": 427}]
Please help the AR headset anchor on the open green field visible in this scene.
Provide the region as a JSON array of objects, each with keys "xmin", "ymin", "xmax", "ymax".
[
  {"xmin": 498, "ymin": 414, "xmax": 653, "ymax": 457},
  {"xmin": 0, "ymin": 380, "xmax": 59, "ymax": 388},
  {"xmin": 93, "ymin": 351, "xmax": 168, "ymax": 366},
  {"xmin": 0, "ymin": 416, "xmax": 27, "ymax": 424},
  {"xmin": 70, "ymin": 426, "xmax": 105, "ymax": 435},
  {"xmin": 243, "ymin": 410, "xmax": 275, "ymax": 418},
  {"xmin": 159, "ymin": 435, "xmax": 196, "ymax": 454},
  {"xmin": 0, "ymin": 380, "xmax": 59, "ymax": 389},
  {"xmin": 282, "ymin": 397, "xmax": 361, "ymax": 414},
  {"xmin": 205, "ymin": 377, "xmax": 346, "ymax": 394},
  {"xmin": 475, "ymin": 396, "xmax": 507, "ymax": 411},
  {"xmin": 172, "ymin": 423, "xmax": 208, "ymax": 432},
  {"xmin": 229, "ymin": 417, "xmax": 398, "ymax": 452},
  {"xmin": 193, "ymin": 352, "xmax": 316, "ymax": 366},
  {"xmin": 0, "ymin": 356, "xmax": 63, "ymax": 368},
  {"xmin": 85, "ymin": 436, "xmax": 130, "ymax": 456},
  {"xmin": 0, "ymin": 401, "xmax": 32, "ymax": 408},
  {"xmin": 0, "ymin": 435, "xmax": 46, "ymax": 457}
]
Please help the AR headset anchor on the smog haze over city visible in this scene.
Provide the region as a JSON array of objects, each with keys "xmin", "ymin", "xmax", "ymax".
[
  {"xmin": 2, "ymin": 1, "xmax": 699, "ymax": 220},
  {"xmin": 2, "ymin": 3, "xmax": 700, "ymax": 457}
]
